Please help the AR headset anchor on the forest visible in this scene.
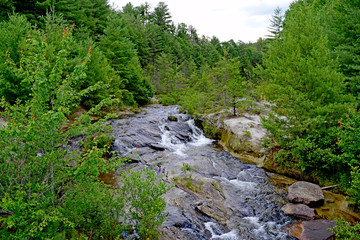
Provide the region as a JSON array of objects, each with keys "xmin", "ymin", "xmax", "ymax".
[{"xmin": 0, "ymin": 0, "xmax": 359, "ymax": 238}]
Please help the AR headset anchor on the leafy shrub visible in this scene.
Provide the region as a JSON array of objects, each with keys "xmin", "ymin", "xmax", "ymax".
[
  {"xmin": 332, "ymin": 218, "xmax": 360, "ymax": 240},
  {"xmin": 118, "ymin": 166, "xmax": 171, "ymax": 239},
  {"xmin": 0, "ymin": 24, "xmax": 170, "ymax": 239}
]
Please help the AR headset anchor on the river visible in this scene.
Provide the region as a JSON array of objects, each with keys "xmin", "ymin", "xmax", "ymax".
[{"xmin": 109, "ymin": 105, "xmax": 296, "ymax": 240}]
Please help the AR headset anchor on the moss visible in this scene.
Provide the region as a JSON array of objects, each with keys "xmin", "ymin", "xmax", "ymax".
[
  {"xmin": 212, "ymin": 182, "xmax": 223, "ymax": 193},
  {"xmin": 202, "ymin": 121, "xmax": 219, "ymax": 139}
]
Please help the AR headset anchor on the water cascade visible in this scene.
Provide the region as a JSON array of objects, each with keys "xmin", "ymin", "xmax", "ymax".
[{"xmin": 110, "ymin": 105, "xmax": 295, "ymax": 239}]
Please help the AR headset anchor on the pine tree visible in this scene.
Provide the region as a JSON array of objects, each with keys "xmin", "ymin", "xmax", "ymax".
[
  {"xmin": 100, "ymin": 13, "xmax": 153, "ymax": 105},
  {"xmin": 267, "ymin": 7, "xmax": 284, "ymax": 39},
  {"xmin": 152, "ymin": 2, "xmax": 172, "ymax": 32},
  {"xmin": 260, "ymin": 0, "xmax": 350, "ymax": 178}
]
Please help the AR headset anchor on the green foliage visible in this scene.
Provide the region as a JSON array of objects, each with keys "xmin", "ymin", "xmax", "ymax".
[
  {"xmin": 100, "ymin": 13, "xmax": 153, "ymax": 105},
  {"xmin": 118, "ymin": 166, "xmax": 171, "ymax": 239},
  {"xmin": 336, "ymin": 107, "xmax": 360, "ymax": 205},
  {"xmin": 55, "ymin": 0, "xmax": 110, "ymax": 39},
  {"xmin": 259, "ymin": 0, "xmax": 360, "ymax": 206},
  {"xmin": 181, "ymin": 162, "xmax": 192, "ymax": 175},
  {"xmin": 322, "ymin": 0, "xmax": 360, "ymax": 100},
  {"xmin": 0, "ymin": 25, "xmax": 123, "ymax": 239},
  {"xmin": 0, "ymin": 14, "xmax": 32, "ymax": 103},
  {"xmin": 158, "ymin": 93, "xmax": 179, "ymax": 106},
  {"xmin": 83, "ymin": 131, "xmax": 114, "ymax": 153},
  {"xmin": 0, "ymin": 0, "xmax": 15, "ymax": 22},
  {"xmin": 332, "ymin": 218, "xmax": 360, "ymax": 240},
  {"xmin": 0, "ymin": 25, "xmax": 170, "ymax": 239}
]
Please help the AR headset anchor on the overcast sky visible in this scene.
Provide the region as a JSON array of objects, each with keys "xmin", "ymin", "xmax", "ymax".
[{"xmin": 108, "ymin": 0, "xmax": 294, "ymax": 43}]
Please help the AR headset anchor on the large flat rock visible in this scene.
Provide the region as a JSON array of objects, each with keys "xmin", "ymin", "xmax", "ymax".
[
  {"xmin": 198, "ymin": 109, "xmax": 268, "ymax": 161},
  {"xmin": 288, "ymin": 181, "xmax": 325, "ymax": 207},
  {"xmin": 282, "ymin": 220, "xmax": 336, "ymax": 240},
  {"xmin": 281, "ymin": 203, "xmax": 315, "ymax": 220}
]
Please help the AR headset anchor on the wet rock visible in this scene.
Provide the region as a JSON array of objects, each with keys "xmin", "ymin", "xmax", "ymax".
[
  {"xmin": 150, "ymin": 143, "xmax": 166, "ymax": 151},
  {"xmin": 288, "ymin": 181, "xmax": 325, "ymax": 207},
  {"xmin": 316, "ymin": 190, "xmax": 360, "ymax": 223},
  {"xmin": 109, "ymin": 105, "xmax": 301, "ymax": 239},
  {"xmin": 283, "ymin": 220, "xmax": 336, "ymax": 240},
  {"xmin": 163, "ymin": 205, "xmax": 191, "ymax": 228},
  {"xmin": 164, "ymin": 122, "xmax": 193, "ymax": 142},
  {"xmin": 111, "ymin": 123, "xmax": 163, "ymax": 154},
  {"xmin": 281, "ymin": 203, "xmax": 315, "ymax": 220},
  {"xmin": 168, "ymin": 115, "xmax": 178, "ymax": 121},
  {"xmin": 195, "ymin": 201, "xmax": 229, "ymax": 223}
]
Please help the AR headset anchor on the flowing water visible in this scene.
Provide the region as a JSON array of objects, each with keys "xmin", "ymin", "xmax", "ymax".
[{"xmin": 110, "ymin": 105, "xmax": 296, "ymax": 240}]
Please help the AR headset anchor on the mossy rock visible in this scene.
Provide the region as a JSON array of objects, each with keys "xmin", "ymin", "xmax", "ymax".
[{"xmin": 168, "ymin": 115, "xmax": 178, "ymax": 121}]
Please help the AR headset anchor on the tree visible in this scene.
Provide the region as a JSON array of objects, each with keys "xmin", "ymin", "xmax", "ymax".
[
  {"xmin": 324, "ymin": 0, "xmax": 360, "ymax": 100},
  {"xmin": 100, "ymin": 13, "xmax": 153, "ymax": 105},
  {"xmin": 226, "ymin": 58, "xmax": 245, "ymax": 115},
  {"xmin": 0, "ymin": 0, "xmax": 15, "ymax": 21},
  {"xmin": 259, "ymin": 0, "xmax": 349, "ymax": 178},
  {"xmin": 267, "ymin": 7, "xmax": 284, "ymax": 39},
  {"xmin": 152, "ymin": 2, "xmax": 172, "ymax": 32},
  {"xmin": 55, "ymin": 0, "xmax": 110, "ymax": 39},
  {"xmin": 0, "ymin": 23, "xmax": 169, "ymax": 239},
  {"xmin": 0, "ymin": 14, "xmax": 32, "ymax": 103}
]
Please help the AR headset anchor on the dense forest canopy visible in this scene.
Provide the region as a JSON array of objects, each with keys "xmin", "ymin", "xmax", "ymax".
[{"xmin": 0, "ymin": 0, "xmax": 360, "ymax": 238}]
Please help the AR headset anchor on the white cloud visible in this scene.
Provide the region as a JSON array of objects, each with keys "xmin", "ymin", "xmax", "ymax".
[{"xmin": 108, "ymin": 0, "xmax": 294, "ymax": 42}]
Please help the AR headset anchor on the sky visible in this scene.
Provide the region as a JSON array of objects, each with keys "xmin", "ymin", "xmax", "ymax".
[{"xmin": 108, "ymin": 0, "xmax": 294, "ymax": 43}]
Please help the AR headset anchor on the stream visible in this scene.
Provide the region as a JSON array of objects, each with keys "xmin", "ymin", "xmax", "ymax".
[{"xmin": 109, "ymin": 105, "xmax": 296, "ymax": 240}]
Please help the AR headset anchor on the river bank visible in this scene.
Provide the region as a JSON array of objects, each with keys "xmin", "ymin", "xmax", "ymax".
[{"xmin": 193, "ymin": 106, "xmax": 360, "ymax": 226}]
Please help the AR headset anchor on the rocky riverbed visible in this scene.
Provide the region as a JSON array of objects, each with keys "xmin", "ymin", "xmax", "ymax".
[{"xmin": 109, "ymin": 105, "xmax": 297, "ymax": 239}]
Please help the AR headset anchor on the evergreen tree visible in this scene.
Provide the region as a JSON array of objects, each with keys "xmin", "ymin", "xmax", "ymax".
[
  {"xmin": 0, "ymin": 0, "xmax": 15, "ymax": 21},
  {"xmin": 100, "ymin": 13, "xmax": 153, "ymax": 105},
  {"xmin": 152, "ymin": 2, "xmax": 172, "ymax": 32},
  {"xmin": 325, "ymin": 0, "xmax": 360, "ymax": 100},
  {"xmin": 55, "ymin": 0, "xmax": 110, "ymax": 39},
  {"xmin": 260, "ymin": 0, "xmax": 350, "ymax": 179},
  {"xmin": 267, "ymin": 7, "xmax": 284, "ymax": 39},
  {"xmin": 0, "ymin": 14, "xmax": 32, "ymax": 103}
]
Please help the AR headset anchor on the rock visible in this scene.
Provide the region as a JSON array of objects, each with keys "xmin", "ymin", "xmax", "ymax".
[
  {"xmin": 223, "ymin": 114, "xmax": 266, "ymax": 153},
  {"xmin": 150, "ymin": 143, "xmax": 166, "ymax": 151},
  {"xmin": 168, "ymin": 115, "xmax": 178, "ymax": 121},
  {"xmin": 196, "ymin": 106, "xmax": 269, "ymax": 165},
  {"xmin": 0, "ymin": 117, "xmax": 7, "ymax": 128},
  {"xmin": 195, "ymin": 201, "xmax": 229, "ymax": 223},
  {"xmin": 281, "ymin": 203, "xmax": 315, "ymax": 220},
  {"xmin": 288, "ymin": 181, "xmax": 325, "ymax": 207},
  {"xmin": 164, "ymin": 122, "xmax": 193, "ymax": 142},
  {"xmin": 283, "ymin": 220, "xmax": 336, "ymax": 240}
]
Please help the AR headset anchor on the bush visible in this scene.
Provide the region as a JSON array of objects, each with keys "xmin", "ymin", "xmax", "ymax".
[
  {"xmin": 118, "ymin": 166, "xmax": 171, "ymax": 239},
  {"xmin": 332, "ymin": 218, "xmax": 360, "ymax": 240},
  {"xmin": 0, "ymin": 24, "xmax": 170, "ymax": 239}
]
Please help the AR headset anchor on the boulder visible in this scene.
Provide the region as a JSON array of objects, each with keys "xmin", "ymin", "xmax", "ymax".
[
  {"xmin": 195, "ymin": 201, "xmax": 229, "ymax": 223},
  {"xmin": 150, "ymin": 143, "xmax": 166, "ymax": 151},
  {"xmin": 0, "ymin": 117, "xmax": 6, "ymax": 128},
  {"xmin": 283, "ymin": 220, "xmax": 336, "ymax": 240},
  {"xmin": 288, "ymin": 181, "xmax": 325, "ymax": 207},
  {"xmin": 168, "ymin": 115, "xmax": 178, "ymax": 121},
  {"xmin": 281, "ymin": 203, "xmax": 315, "ymax": 220},
  {"xmin": 164, "ymin": 122, "xmax": 193, "ymax": 142},
  {"xmin": 196, "ymin": 107, "xmax": 269, "ymax": 165}
]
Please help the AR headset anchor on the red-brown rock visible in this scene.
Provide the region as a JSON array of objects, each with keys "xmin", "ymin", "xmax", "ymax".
[{"xmin": 283, "ymin": 220, "xmax": 336, "ymax": 240}]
